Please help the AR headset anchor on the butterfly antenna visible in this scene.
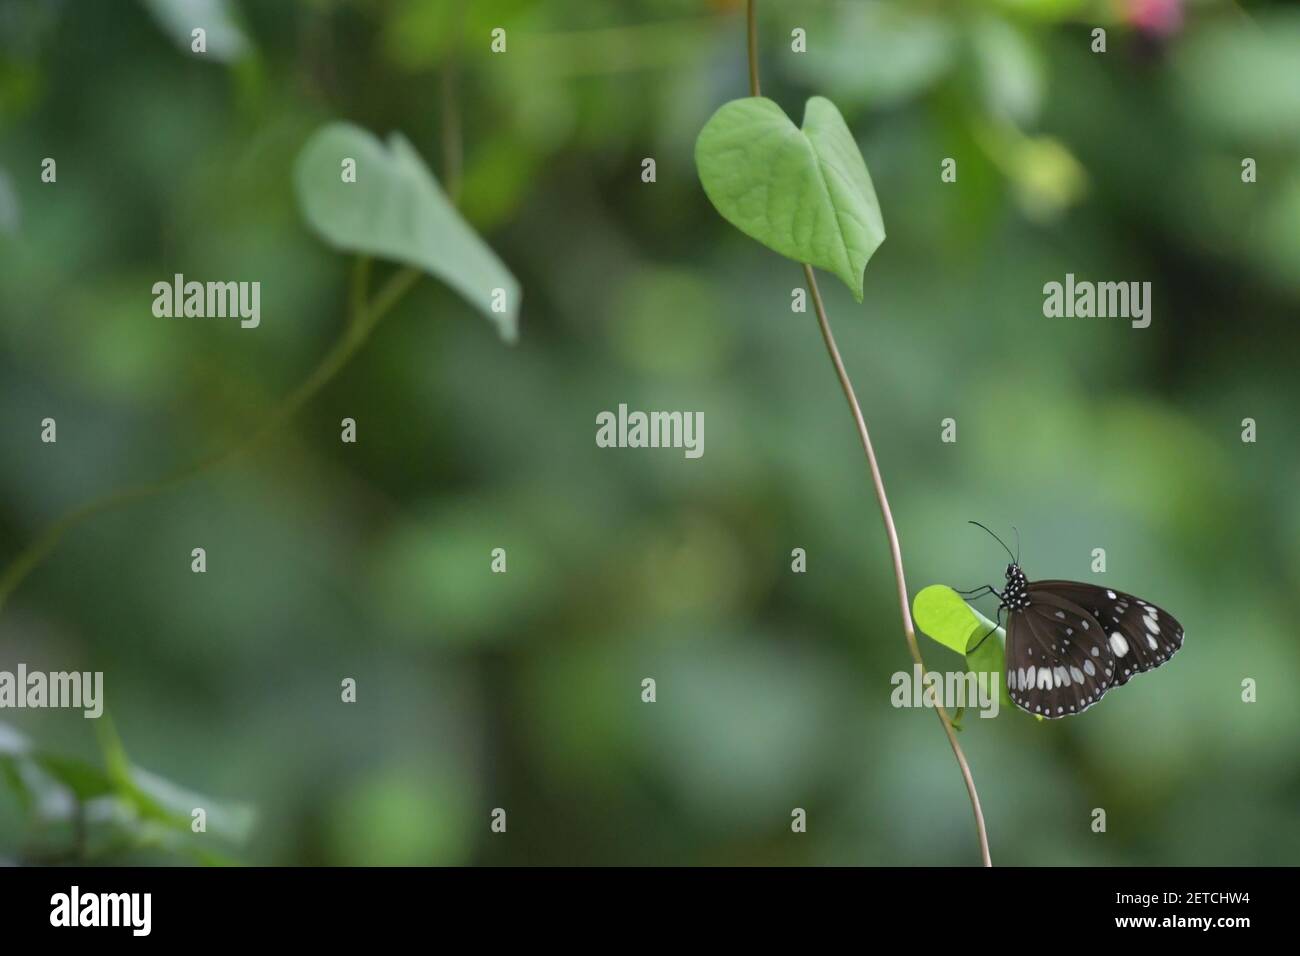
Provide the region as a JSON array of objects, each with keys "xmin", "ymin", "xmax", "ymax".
[
  {"xmin": 968, "ymin": 521, "xmax": 1015, "ymax": 563},
  {"xmin": 1012, "ymin": 525, "xmax": 1020, "ymax": 564}
]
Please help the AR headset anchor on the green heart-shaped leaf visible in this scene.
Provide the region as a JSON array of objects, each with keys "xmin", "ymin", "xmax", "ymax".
[
  {"xmin": 913, "ymin": 584, "xmax": 1012, "ymax": 710},
  {"xmin": 913, "ymin": 584, "xmax": 983, "ymax": 655},
  {"xmin": 695, "ymin": 96, "xmax": 886, "ymax": 302},
  {"xmin": 294, "ymin": 122, "xmax": 520, "ymax": 343}
]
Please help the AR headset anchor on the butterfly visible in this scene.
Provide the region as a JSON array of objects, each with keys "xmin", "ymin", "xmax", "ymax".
[{"xmin": 962, "ymin": 523, "xmax": 1185, "ymax": 719}]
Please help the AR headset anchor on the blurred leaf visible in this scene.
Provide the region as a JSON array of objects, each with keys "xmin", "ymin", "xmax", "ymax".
[
  {"xmin": 1, "ymin": 719, "xmax": 252, "ymax": 857},
  {"xmin": 1010, "ymin": 134, "xmax": 1087, "ymax": 220},
  {"xmin": 789, "ymin": 4, "xmax": 955, "ymax": 109},
  {"xmin": 1176, "ymin": 14, "xmax": 1300, "ymax": 147},
  {"xmin": 130, "ymin": 766, "xmax": 255, "ymax": 843},
  {"xmin": 97, "ymin": 716, "xmax": 254, "ymax": 843},
  {"xmin": 139, "ymin": 0, "xmax": 250, "ymax": 62},
  {"xmin": 81, "ymin": 796, "xmax": 241, "ymax": 865},
  {"xmin": 97, "ymin": 713, "xmax": 133, "ymax": 788},
  {"xmin": 0, "ymin": 722, "xmax": 26, "ymax": 757},
  {"xmin": 695, "ymin": 96, "xmax": 885, "ymax": 302},
  {"xmin": 975, "ymin": 121, "xmax": 1087, "ymax": 222},
  {"xmin": 2, "ymin": 758, "xmax": 74, "ymax": 823},
  {"xmin": 972, "ymin": 16, "xmax": 1044, "ymax": 126},
  {"xmin": 1254, "ymin": 172, "xmax": 1300, "ymax": 292},
  {"xmin": 0, "ymin": 724, "xmax": 32, "ymax": 814},
  {"xmin": 31, "ymin": 755, "xmax": 116, "ymax": 801},
  {"xmin": 294, "ymin": 122, "xmax": 521, "ymax": 342}
]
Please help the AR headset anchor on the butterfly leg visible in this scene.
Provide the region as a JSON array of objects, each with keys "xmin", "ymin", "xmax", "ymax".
[
  {"xmin": 965, "ymin": 605, "xmax": 1004, "ymax": 654},
  {"xmin": 956, "ymin": 585, "xmax": 999, "ymax": 599}
]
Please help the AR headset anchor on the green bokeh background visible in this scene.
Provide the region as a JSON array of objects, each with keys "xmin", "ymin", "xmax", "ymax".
[{"xmin": 1, "ymin": 0, "xmax": 1298, "ymax": 865}]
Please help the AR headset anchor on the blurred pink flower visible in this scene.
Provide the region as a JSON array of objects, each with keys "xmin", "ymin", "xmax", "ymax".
[{"xmin": 1126, "ymin": 0, "xmax": 1185, "ymax": 38}]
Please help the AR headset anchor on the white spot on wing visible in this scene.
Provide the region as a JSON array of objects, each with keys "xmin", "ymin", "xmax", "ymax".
[{"xmin": 1109, "ymin": 632, "xmax": 1130, "ymax": 656}]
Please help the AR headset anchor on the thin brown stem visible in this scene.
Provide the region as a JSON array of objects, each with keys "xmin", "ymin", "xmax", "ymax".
[
  {"xmin": 804, "ymin": 267, "xmax": 991, "ymax": 866},
  {"xmin": 441, "ymin": 15, "xmax": 464, "ymax": 203},
  {"xmin": 742, "ymin": 1, "xmax": 990, "ymax": 865},
  {"xmin": 745, "ymin": 0, "xmax": 761, "ymax": 97}
]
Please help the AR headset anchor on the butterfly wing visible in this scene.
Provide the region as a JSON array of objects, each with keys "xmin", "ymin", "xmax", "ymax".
[
  {"xmin": 1005, "ymin": 592, "xmax": 1115, "ymax": 718},
  {"xmin": 1030, "ymin": 581, "xmax": 1184, "ymax": 686}
]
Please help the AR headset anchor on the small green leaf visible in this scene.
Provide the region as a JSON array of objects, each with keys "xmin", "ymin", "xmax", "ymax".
[
  {"xmin": 913, "ymin": 584, "xmax": 983, "ymax": 654},
  {"xmin": 294, "ymin": 122, "xmax": 521, "ymax": 343},
  {"xmin": 913, "ymin": 584, "xmax": 1012, "ymax": 711},
  {"xmin": 695, "ymin": 96, "xmax": 885, "ymax": 302}
]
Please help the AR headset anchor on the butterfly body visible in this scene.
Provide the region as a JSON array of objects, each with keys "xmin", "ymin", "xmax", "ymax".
[{"xmin": 994, "ymin": 562, "xmax": 1184, "ymax": 719}]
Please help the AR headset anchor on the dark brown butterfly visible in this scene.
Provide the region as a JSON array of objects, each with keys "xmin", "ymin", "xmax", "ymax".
[{"xmin": 964, "ymin": 523, "xmax": 1185, "ymax": 719}]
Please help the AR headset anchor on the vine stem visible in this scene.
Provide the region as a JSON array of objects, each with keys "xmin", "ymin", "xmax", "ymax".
[
  {"xmin": 0, "ymin": 40, "xmax": 483, "ymax": 616},
  {"xmin": 0, "ymin": 263, "xmax": 420, "ymax": 615},
  {"xmin": 746, "ymin": 0, "xmax": 761, "ymax": 98},
  {"xmin": 804, "ymin": 267, "xmax": 991, "ymax": 866},
  {"xmin": 744, "ymin": 2, "xmax": 991, "ymax": 866},
  {"xmin": 441, "ymin": 6, "xmax": 465, "ymax": 204}
]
